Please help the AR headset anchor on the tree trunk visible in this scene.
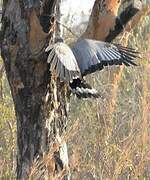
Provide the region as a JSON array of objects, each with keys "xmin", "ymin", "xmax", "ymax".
[{"xmin": 1, "ymin": 0, "xmax": 69, "ymax": 179}]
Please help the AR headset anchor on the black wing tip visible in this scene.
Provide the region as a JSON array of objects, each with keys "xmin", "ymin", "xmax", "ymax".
[
  {"xmin": 114, "ymin": 43, "xmax": 140, "ymax": 53},
  {"xmin": 114, "ymin": 44, "xmax": 141, "ymax": 66}
]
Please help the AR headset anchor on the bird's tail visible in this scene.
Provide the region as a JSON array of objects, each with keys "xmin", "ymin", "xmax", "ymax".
[{"xmin": 70, "ymin": 78, "xmax": 101, "ymax": 99}]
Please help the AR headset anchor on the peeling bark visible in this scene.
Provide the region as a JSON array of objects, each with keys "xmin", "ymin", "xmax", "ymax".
[{"xmin": 29, "ymin": 10, "xmax": 48, "ymax": 55}]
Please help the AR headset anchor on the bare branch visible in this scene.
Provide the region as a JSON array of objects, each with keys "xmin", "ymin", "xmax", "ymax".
[
  {"xmin": 105, "ymin": 3, "xmax": 150, "ymax": 42},
  {"xmin": 81, "ymin": 0, "xmax": 148, "ymax": 42}
]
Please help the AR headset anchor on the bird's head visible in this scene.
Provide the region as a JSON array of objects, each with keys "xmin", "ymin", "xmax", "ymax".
[{"xmin": 54, "ymin": 36, "xmax": 64, "ymax": 43}]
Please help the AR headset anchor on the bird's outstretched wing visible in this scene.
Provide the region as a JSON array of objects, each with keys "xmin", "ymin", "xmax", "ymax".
[
  {"xmin": 46, "ymin": 42, "xmax": 81, "ymax": 83},
  {"xmin": 71, "ymin": 39, "xmax": 140, "ymax": 76}
]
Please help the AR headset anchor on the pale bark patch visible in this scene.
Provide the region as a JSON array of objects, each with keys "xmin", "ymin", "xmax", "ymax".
[{"xmin": 29, "ymin": 10, "xmax": 48, "ymax": 55}]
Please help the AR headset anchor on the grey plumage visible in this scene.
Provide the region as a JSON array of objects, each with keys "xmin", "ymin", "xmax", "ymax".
[
  {"xmin": 46, "ymin": 42, "xmax": 81, "ymax": 83},
  {"xmin": 71, "ymin": 39, "xmax": 139, "ymax": 76},
  {"xmin": 46, "ymin": 38, "xmax": 140, "ymax": 98}
]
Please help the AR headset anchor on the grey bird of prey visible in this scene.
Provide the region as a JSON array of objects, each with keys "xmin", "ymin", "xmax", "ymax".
[{"xmin": 46, "ymin": 37, "xmax": 140, "ymax": 98}]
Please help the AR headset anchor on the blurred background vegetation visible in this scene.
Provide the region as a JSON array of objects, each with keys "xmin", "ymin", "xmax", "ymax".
[{"xmin": 0, "ymin": 0, "xmax": 150, "ymax": 179}]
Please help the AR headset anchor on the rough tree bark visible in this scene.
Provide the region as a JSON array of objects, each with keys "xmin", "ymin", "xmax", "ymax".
[
  {"xmin": 0, "ymin": 0, "xmax": 148, "ymax": 179},
  {"xmin": 0, "ymin": 0, "xmax": 70, "ymax": 179}
]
